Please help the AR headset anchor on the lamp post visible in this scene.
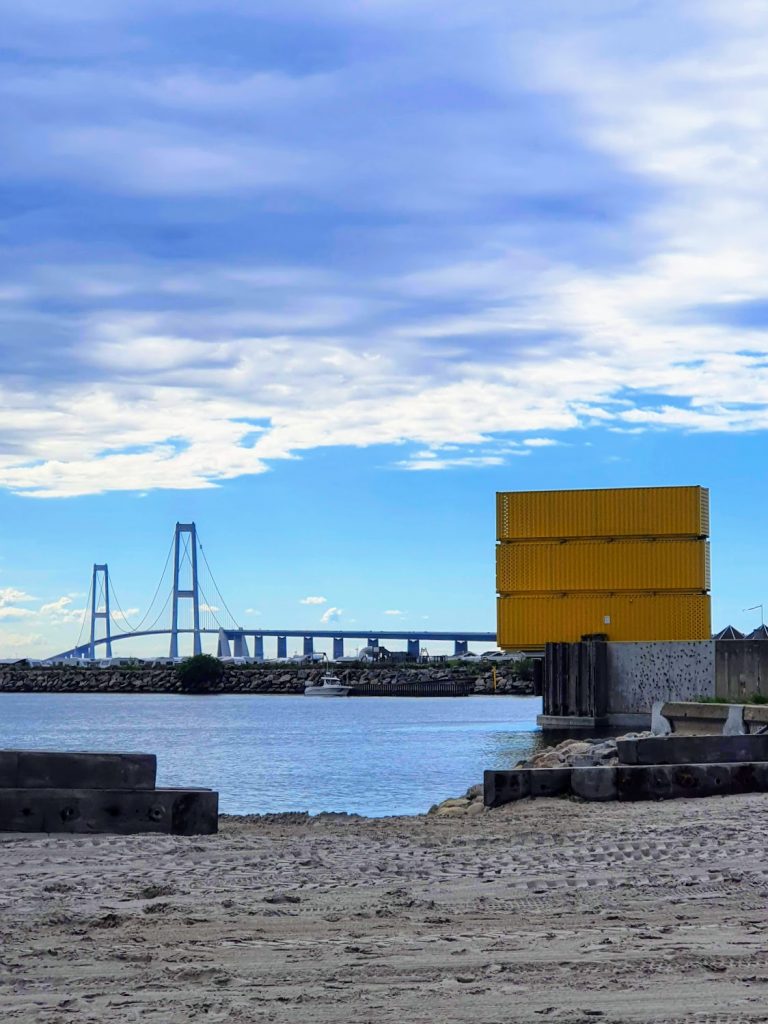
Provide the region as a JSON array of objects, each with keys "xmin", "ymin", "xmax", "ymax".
[{"xmin": 744, "ymin": 604, "xmax": 764, "ymax": 626}]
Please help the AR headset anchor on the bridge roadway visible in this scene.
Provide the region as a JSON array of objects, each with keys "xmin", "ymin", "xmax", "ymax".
[{"xmin": 54, "ymin": 628, "xmax": 498, "ymax": 661}]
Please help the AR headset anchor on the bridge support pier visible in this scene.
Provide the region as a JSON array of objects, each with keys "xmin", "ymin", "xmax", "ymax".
[
  {"xmin": 277, "ymin": 636, "xmax": 287, "ymax": 659},
  {"xmin": 333, "ymin": 637, "xmax": 344, "ymax": 660},
  {"xmin": 233, "ymin": 634, "xmax": 250, "ymax": 658},
  {"xmin": 407, "ymin": 639, "xmax": 420, "ymax": 660},
  {"xmin": 367, "ymin": 637, "xmax": 379, "ymax": 650},
  {"xmin": 303, "ymin": 636, "xmax": 314, "ymax": 657},
  {"xmin": 454, "ymin": 640, "xmax": 468, "ymax": 656},
  {"xmin": 217, "ymin": 630, "xmax": 231, "ymax": 658},
  {"xmin": 253, "ymin": 635, "xmax": 264, "ymax": 660}
]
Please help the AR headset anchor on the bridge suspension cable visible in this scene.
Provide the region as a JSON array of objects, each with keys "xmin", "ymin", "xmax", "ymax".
[
  {"xmin": 197, "ymin": 528, "xmax": 242, "ymax": 631},
  {"xmin": 111, "ymin": 532, "xmax": 175, "ymax": 635},
  {"xmin": 73, "ymin": 578, "xmax": 93, "ymax": 653}
]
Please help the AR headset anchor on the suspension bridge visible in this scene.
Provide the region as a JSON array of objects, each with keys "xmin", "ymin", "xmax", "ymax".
[{"xmin": 50, "ymin": 523, "xmax": 497, "ymax": 661}]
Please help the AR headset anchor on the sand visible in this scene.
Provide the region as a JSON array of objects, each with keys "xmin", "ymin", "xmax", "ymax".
[{"xmin": 3, "ymin": 795, "xmax": 768, "ymax": 1023}]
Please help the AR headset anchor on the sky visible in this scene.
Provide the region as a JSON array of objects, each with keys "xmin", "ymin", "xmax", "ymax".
[{"xmin": 2, "ymin": 0, "xmax": 768, "ymax": 658}]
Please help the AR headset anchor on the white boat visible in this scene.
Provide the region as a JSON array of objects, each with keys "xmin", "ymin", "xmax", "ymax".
[{"xmin": 304, "ymin": 672, "xmax": 352, "ymax": 697}]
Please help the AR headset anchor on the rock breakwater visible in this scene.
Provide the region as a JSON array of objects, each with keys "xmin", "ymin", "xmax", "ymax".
[{"xmin": 0, "ymin": 662, "xmax": 534, "ymax": 697}]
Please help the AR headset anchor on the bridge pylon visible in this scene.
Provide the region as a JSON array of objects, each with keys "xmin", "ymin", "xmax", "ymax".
[
  {"xmin": 170, "ymin": 522, "xmax": 202, "ymax": 658},
  {"xmin": 89, "ymin": 564, "xmax": 112, "ymax": 660}
]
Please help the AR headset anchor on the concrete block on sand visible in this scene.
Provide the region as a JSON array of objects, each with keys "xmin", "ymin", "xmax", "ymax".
[
  {"xmin": 484, "ymin": 768, "xmax": 571, "ymax": 806},
  {"xmin": 571, "ymin": 766, "xmax": 617, "ymax": 802},
  {"xmin": 0, "ymin": 751, "xmax": 18, "ymax": 787},
  {"xmin": 618, "ymin": 734, "xmax": 768, "ymax": 766},
  {"xmin": 484, "ymin": 770, "xmax": 531, "ymax": 807},
  {"xmin": 0, "ymin": 787, "xmax": 218, "ymax": 835},
  {"xmin": 529, "ymin": 768, "xmax": 572, "ymax": 798},
  {"xmin": 0, "ymin": 751, "xmax": 157, "ymax": 790},
  {"xmin": 616, "ymin": 762, "xmax": 768, "ymax": 801}
]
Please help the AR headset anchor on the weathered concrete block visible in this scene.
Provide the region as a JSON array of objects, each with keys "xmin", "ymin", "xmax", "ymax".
[
  {"xmin": 0, "ymin": 751, "xmax": 19, "ymax": 787},
  {"xmin": 659, "ymin": 702, "xmax": 728, "ymax": 736},
  {"xmin": 571, "ymin": 766, "xmax": 617, "ymax": 801},
  {"xmin": 4, "ymin": 751, "xmax": 157, "ymax": 790},
  {"xmin": 0, "ymin": 787, "xmax": 217, "ymax": 835},
  {"xmin": 484, "ymin": 770, "xmax": 531, "ymax": 807},
  {"xmin": 618, "ymin": 734, "xmax": 768, "ymax": 766},
  {"xmin": 616, "ymin": 762, "xmax": 768, "ymax": 801},
  {"xmin": 744, "ymin": 706, "xmax": 768, "ymax": 731},
  {"xmin": 529, "ymin": 768, "xmax": 572, "ymax": 798}
]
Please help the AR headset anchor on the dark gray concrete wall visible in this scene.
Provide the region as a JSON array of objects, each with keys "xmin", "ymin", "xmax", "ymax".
[
  {"xmin": 606, "ymin": 642, "xmax": 714, "ymax": 714},
  {"xmin": 715, "ymin": 641, "xmax": 768, "ymax": 701}
]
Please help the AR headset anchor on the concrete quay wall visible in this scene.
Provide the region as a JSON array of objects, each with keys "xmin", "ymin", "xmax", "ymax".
[
  {"xmin": 0, "ymin": 663, "xmax": 534, "ymax": 697},
  {"xmin": 606, "ymin": 641, "xmax": 715, "ymax": 713}
]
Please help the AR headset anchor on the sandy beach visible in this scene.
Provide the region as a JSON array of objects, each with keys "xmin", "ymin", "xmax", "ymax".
[{"xmin": 3, "ymin": 795, "xmax": 768, "ymax": 1023}]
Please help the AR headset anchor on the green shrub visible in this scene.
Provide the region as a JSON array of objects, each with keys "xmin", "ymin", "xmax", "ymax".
[{"xmin": 175, "ymin": 654, "xmax": 224, "ymax": 694}]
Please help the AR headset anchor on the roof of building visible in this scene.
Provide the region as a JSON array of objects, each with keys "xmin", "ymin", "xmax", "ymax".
[{"xmin": 713, "ymin": 624, "xmax": 746, "ymax": 640}]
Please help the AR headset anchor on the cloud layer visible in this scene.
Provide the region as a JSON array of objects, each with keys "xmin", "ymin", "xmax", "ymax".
[{"xmin": 1, "ymin": 2, "xmax": 767, "ymax": 496}]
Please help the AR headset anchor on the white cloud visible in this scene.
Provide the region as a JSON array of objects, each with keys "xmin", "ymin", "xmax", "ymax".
[
  {"xmin": 2, "ymin": 4, "xmax": 768, "ymax": 497},
  {"xmin": 0, "ymin": 587, "xmax": 35, "ymax": 606},
  {"xmin": 244, "ymin": 607, "xmax": 260, "ymax": 615},
  {"xmin": 110, "ymin": 607, "xmax": 139, "ymax": 621},
  {"xmin": 198, "ymin": 603, "xmax": 219, "ymax": 613},
  {"xmin": 39, "ymin": 596, "xmax": 87, "ymax": 623},
  {"xmin": 0, "ymin": 631, "xmax": 44, "ymax": 652},
  {"xmin": 300, "ymin": 596, "xmax": 327, "ymax": 605},
  {"xmin": 384, "ymin": 609, "xmax": 405, "ymax": 616},
  {"xmin": 39, "ymin": 596, "xmax": 74, "ymax": 615},
  {"xmin": 320, "ymin": 606, "xmax": 342, "ymax": 624},
  {"xmin": 0, "ymin": 607, "xmax": 35, "ymax": 619}
]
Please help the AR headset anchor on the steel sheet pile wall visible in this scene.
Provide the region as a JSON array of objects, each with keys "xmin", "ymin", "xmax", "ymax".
[{"xmin": 497, "ymin": 486, "xmax": 711, "ymax": 648}]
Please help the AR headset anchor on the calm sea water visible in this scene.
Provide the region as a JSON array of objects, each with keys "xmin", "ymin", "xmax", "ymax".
[{"xmin": 0, "ymin": 693, "xmax": 543, "ymax": 816}]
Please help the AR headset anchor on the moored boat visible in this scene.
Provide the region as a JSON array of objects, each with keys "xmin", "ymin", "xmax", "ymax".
[{"xmin": 304, "ymin": 672, "xmax": 352, "ymax": 697}]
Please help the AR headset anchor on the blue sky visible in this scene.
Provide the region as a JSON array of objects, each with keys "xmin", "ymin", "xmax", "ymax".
[{"xmin": 1, "ymin": 1, "xmax": 768, "ymax": 657}]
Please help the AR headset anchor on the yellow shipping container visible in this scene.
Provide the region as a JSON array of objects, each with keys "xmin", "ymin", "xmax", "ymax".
[
  {"xmin": 496, "ymin": 486, "xmax": 709, "ymax": 541},
  {"xmin": 496, "ymin": 538, "xmax": 710, "ymax": 594},
  {"xmin": 497, "ymin": 592, "xmax": 711, "ymax": 646}
]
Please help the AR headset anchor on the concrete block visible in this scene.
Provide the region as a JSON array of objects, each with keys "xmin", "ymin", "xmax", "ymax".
[
  {"xmin": 537, "ymin": 715, "xmax": 602, "ymax": 730},
  {"xmin": 0, "ymin": 787, "xmax": 218, "ymax": 835},
  {"xmin": 571, "ymin": 766, "xmax": 617, "ymax": 801},
  {"xmin": 743, "ymin": 706, "xmax": 768, "ymax": 731},
  {"xmin": 618, "ymin": 734, "xmax": 768, "ymax": 766},
  {"xmin": 616, "ymin": 762, "xmax": 768, "ymax": 801},
  {"xmin": 0, "ymin": 751, "xmax": 18, "ymax": 787},
  {"xmin": 723, "ymin": 705, "xmax": 747, "ymax": 735},
  {"xmin": 529, "ymin": 768, "xmax": 572, "ymax": 798},
  {"xmin": 8, "ymin": 751, "xmax": 157, "ymax": 790},
  {"xmin": 651, "ymin": 701, "xmax": 672, "ymax": 736},
  {"xmin": 484, "ymin": 770, "xmax": 531, "ymax": 808},
  {"xmin": 660, "ymin": 702, "xmax": 728, "ymax": 736}
]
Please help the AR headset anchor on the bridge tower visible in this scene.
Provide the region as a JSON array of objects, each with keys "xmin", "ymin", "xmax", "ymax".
[
  {"xmin": 89, "ymin": 564, "xmax": 112, "ymax": 660},
  {"xmin": 170, "ymin": 522, "xmax": 202, "ymax": 658}
]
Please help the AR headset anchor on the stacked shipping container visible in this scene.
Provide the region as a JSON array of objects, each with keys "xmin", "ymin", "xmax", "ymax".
[{"xmin": 496, "ymin": 486, "xmax": 711, "ymax": 647}]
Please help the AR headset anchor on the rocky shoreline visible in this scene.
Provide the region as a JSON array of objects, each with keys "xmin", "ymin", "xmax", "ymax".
[{"xmin": 0, "ymin": 662, "xmax": 534, "ymax": 696}]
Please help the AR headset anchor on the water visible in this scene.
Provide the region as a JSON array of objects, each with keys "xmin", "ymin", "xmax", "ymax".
[{"xmin": 0, "ymin": 693, "xmax": 543, "ymax": 816}]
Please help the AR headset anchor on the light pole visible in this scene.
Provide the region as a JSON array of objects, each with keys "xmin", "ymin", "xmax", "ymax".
[{"xmin": 744, "ymin": 604, "xmax": 764, "ymax": 626}]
